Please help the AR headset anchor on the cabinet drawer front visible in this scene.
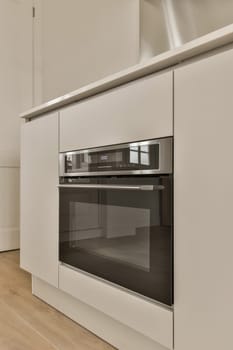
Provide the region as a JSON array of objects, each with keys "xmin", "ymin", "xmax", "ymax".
[
  {"xmin": 59, "ymin": 264, "xmax": 173, "ymax": 349},
  {"xmin": 60, "ymin": 71, "xmax": 173, "ymax": 152}
]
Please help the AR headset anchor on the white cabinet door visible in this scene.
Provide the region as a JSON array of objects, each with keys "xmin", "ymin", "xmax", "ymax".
[
  {"xmin": 174, "ymin": 48, "xmax": 233, "ymax": 350},
  {"xmin": 60, "ymin": 70, "xmax": 173, "ymax": 152},
  {"xmin": 20, "ymin": 112, "xmax": 59, "ymax": 287}
]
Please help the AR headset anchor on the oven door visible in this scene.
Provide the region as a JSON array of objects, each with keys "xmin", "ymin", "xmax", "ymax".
[{"xmin": 59, "ymin": 175, "xmax": 173, "ymax": 306}]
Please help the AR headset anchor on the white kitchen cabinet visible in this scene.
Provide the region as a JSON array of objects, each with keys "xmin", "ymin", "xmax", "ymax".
[
  {"xmin": 60, "ymin": 70, "xmax": 173, "ymax": 152},
  {"xmin": 174, "ymin": 47, "xmax": 233, "ymax": 350},
  {"xmin": 59, "ymin": 264, "xmax": 173, "ymax": 349},
  {"xmin": 20, "ymin": 112, "xmax": 59, "ymax": 287}
]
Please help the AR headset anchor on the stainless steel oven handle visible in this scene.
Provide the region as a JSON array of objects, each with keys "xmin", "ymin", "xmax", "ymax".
[{"xmin": 58, "ymin": 184, "xmax": 165, "ymax": 191}]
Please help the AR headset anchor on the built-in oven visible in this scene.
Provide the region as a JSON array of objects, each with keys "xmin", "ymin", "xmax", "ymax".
[{"xmin": 59, "ymin": 137, "xmax": 173, "ymax": 306}]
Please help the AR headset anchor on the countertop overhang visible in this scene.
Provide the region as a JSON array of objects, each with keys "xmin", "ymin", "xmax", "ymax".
[{"xmin": 20, "ymin": 23, "xmax": 233, "ymax": 120}]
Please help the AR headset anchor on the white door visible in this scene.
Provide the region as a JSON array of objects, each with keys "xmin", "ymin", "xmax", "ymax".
[{"xmin": 0, "ymin": 0, "xmax": 33, "ymax": 251}]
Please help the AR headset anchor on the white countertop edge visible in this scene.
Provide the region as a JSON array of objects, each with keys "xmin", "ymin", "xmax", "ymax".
[{"xmin": 20, "ymin": 23, "xmax": 233, "ymax": 120}]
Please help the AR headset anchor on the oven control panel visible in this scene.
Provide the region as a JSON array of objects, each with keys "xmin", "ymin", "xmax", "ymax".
[{"xmin": 59, "ymin": 137, "xmax": 172, "ymax": 177}]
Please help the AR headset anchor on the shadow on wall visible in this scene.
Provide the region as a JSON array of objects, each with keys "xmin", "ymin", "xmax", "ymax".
[{"xmin": 140, "ymin": 0, "xmax": 233, "ymax": 61}]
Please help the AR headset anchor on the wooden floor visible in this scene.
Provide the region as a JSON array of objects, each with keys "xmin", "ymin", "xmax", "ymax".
[{"xmin": 0, "ymin": 251, "xmax": 115, "ymax": 350}]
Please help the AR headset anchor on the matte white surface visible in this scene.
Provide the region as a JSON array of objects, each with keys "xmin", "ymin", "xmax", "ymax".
[
  {"xmin": 21, "ymin": 23, "xmax": 233, "ymax": 120},
  {"xmin": 0, "ymin": 168, "xmax": 19, "ymax": 251},
  {"xmin": 0, "ymin": 0, "xmax": 33, "ymax": 166},
  {"xmin": 0, "ymin": 0, "xmax": 32, "ymax": 251},
  {"xmin": 33, "ymin": 0, "xmax": 139, "ymax": 104},
  {"xmin": 59, "ymin": 264, "xmax": 173, "ymax": 349},
  {"xmin": 174, "ymin": 47, "xmax": 233, "ymax": 350},
  {"xmin": 20, "ymin": 112, "xmax": 59, "ymax": 287},
  {"xmin": 60, "ymin": 70, "xmax": 173, "ymax": 152}
]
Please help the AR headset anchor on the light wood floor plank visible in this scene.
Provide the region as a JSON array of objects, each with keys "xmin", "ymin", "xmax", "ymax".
[
  {"xmin": 0, "ymin": 300, "xmax": 56, "ymax": 350},
  {"xmin": 0, "ymin": 251, "xmax": 115, "ymax": 350}
]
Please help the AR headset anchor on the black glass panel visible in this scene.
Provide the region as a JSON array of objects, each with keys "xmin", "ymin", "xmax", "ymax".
[
  {"xmin": 64, "ymin": 143, "xmax": 159, "ymax": 174},
  {"xmin": 59, "ymin": 175, "xmax": 173, "ymax": 305}
]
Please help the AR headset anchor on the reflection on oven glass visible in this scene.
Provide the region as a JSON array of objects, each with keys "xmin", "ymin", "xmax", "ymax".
[
  {"xmin": 130, "ymin": 147, "xmax": 139, "ymax": 164},
  {"xmin": 129, "ymin": 145, "xmax": 150, "ymax": 166},
  {"xmin": 141, "ymin": 152, "xmax": 149, "ymax": 165},
  {"xmin": 65, "ymin": 153, "xmax": 90, "ymax": 173},
  {"xmin": 68, "ymin": 202, "xmax": 151, "ymax": 271}
]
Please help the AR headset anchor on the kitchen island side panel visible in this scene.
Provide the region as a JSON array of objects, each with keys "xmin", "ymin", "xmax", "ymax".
[{"xmin": 174, "ymin": 47, "xmax": 233, "ymax": 350}]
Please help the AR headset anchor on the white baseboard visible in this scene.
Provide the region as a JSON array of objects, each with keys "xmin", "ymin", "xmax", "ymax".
[
  {"xmin": 0, "ymin": 227, "xmax": 19, "ymax": 251},
  {"xmin": 32, "ymin": 276, "xmax": 170, "ymax": 350}
]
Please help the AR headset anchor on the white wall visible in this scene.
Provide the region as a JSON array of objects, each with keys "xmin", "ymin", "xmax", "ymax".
[
  {"xmin": 34, "ymin": 0, "xmax": 140, "ymax": 104},
  {"xmin": 0, "ymin": 0, "xmax": 33, "ymax": 250},
  {"xmin": 0, "ymin": 0, "xmax": 33, "ymax": 166},
  {"xmin": 0, "ymin": 0, "xmax": 139, "ymax": 250}
]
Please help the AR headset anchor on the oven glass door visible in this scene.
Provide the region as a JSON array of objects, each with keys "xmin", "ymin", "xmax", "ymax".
[{"xmin": 59, "ymin": 176, "xmax": 173, "ymax": 305}]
